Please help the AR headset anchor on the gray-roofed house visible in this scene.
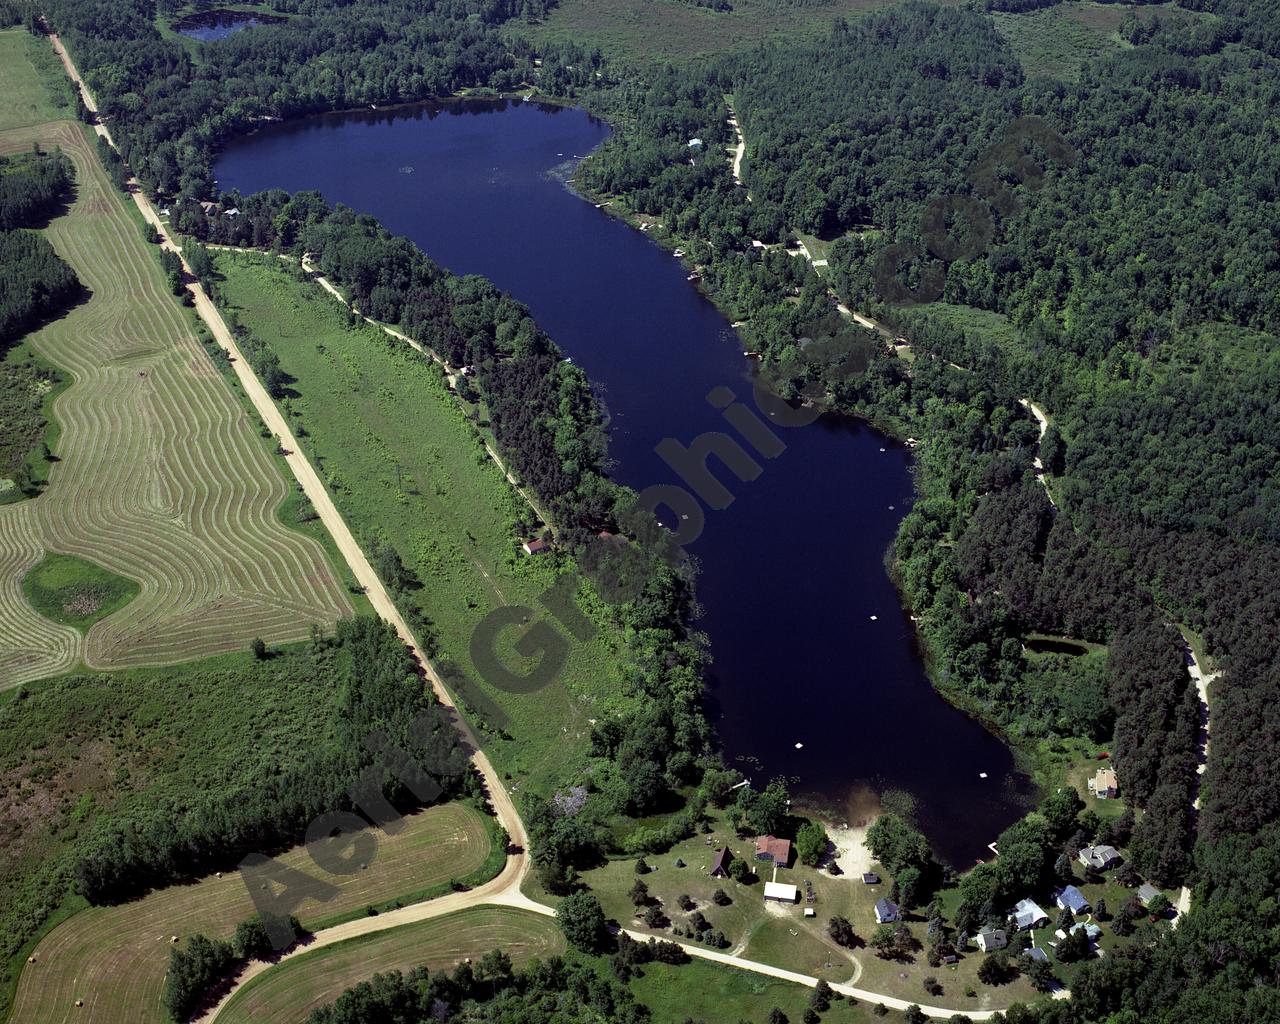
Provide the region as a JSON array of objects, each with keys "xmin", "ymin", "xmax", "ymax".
[
  {"xmin": 1138, "ymin": 883, "xmax": 1162, "ymax": 907},
  {"xmin": 1078, "ymin": 844, "xmax": 1122, "ymax": 871},
  {"xmin": 874, "ymin": 898, "xmax": 900, "ymax": 924},
  {"xmin": 1054, "ymin": 885, "xmax": 1091, "ymax": 914},
  {"xmin": 977, "ymin": 926, "xmax": 1008, "ymax": 952},
  {"xmin": 1013, "ymin": 898, "xmax": 1050, "ymax": 931},
  {"xmin": 1026, "ymin": 947, "xmax": 1050, "ymax": 964},
  {"xmin": 862, "ymin": 872, "xmax": 880, "ymax": 885}
]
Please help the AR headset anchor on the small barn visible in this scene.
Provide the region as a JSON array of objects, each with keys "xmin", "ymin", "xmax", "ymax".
[{"xmin": 764, "ymin": 881, "xmax": 799, "ymax": 904}]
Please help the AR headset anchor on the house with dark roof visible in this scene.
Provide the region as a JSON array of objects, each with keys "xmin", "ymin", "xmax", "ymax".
[
  {"xmin": 874, "ymin": 898, "xmax": 900, "ymax": 924},
  {"xmin": 1054, "ymin": 885, "xmax": 1091, "ymax": 915},
  {"xmin": 522, "ymin": 537, "xmax": 549, "ymax": 555},
  {"xmin": 1026, "ymin": 947, "xmax": 1050, "ymax": 964},
  {"xmin": 861, "ymin": 872, "xmax": 880, "ymax": 885},
  {"xmin": 754, "ymin": 835, "xmax": 791, "ymax": 867},
  {"xmin": 709, "ymin": 848, "xmax": 731, "ymax": 878}
]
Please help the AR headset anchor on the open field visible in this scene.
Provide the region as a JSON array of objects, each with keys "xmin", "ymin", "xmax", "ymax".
[
  {"xmin": 212, "ymin": 253, "xmax": 631, "ymax": 794},
  {"xmin": 631, "ymin": 957, "xmax": 894, "ymax": 1023},
  {"xmin": 0, "ymin": 29, "xmax": 74, "ymax": 131},
  {"xmin": 0, "ymin": 114, "xmax": 350, "ymax": 686},
  {"xmin": 517, "ymin": 0, "xmax": 956, "ymax": 64},
  {"xmin": 219, "ymin": 907, "xmax": 564, "ymax": 1024},
  {"xmin": 11, "ymin": 801, "xmax": 494, "ymax": 1024},
  {"xmin": 575, "ymin": 806, "xmax": 1040, "ymax": 1012}
]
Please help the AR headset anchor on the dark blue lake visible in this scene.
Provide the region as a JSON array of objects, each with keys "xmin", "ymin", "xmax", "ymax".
[{"xmin": 216, "ymin": 98, "xmax": 1034, "ymax": 865}]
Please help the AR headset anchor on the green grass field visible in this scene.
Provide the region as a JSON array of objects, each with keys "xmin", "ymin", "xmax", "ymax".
[
  {"xmin": 212, "ymin": 253, "xmax": 632, "ymax": 794},
  {"xmin": 219, "ymin": 908, "xmax": 565, "ymax": 1024},
  {"xmin": 11, "ymin": 801, "xmax": 494, "ymax": 1024},
  {"xmin": 517, "ymin": 0, "xmax": 954, "ymax": 65},
  {"xmin": 631, "ymin": 958, "xmax": 893, "ymax": 1023},
  {"xmin": 0, "ymin": 110, "xmax": 351, "ymax": 686},
  {"xmin": 0, "ymin": 30, "xmax": 74, "ymax": 131},
  {"xmin": 20, "ymin": 552, "xmax": 139, "ymax": 629}
]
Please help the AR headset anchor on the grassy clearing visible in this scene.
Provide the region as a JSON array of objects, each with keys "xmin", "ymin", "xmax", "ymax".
[
  {"xmin": 212, "ymin": 252, "xmax": 632, "ymax": 794},
  {"xmin": 11, "ymin": 801, "xmax": 494, "ymax": 1024},
  {"xmin": 986, "ymin": 1, "xmax": 1165, "ymax": 80},
  {"xmin": 516, "ymin": 0, "xmax": 955, "ymax": 65},
  {"xmin": 0, "ymin": 113, "xmax": 350, "ymax": 686},
  {"xmin": 0, "ymin": 30, "xmax": 74, "ymax": 131},
  {"xmin": 20, "ymin": 552, "xmax": 139, "ymax": 630},
  {"xmin": 219, "ymin": 908, "xmax": 565, "ymax": 1024},
  {"xmin": 575, "ymin": 806, "xmax": 1039, "ymax": 1012},
  {"xmin": 631, "ymin": 957, "xmax": 894, "ymax": 1023}
]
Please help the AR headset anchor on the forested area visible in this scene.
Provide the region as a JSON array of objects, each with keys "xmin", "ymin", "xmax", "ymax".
[
  {"xmin": 0, "ymin": 618, "xmax": 475, "ymax": 1016},
  {"xmin": 0, "ymin": 149, "xmax": 73, "ymax": 229},
  {"xmin": 0, "ymin": 151, "xmax": 80, "ymax": 349}
]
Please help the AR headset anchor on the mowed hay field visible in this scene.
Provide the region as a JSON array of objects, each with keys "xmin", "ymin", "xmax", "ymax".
[
  {"xmin": 0, "ymin": 29, "xmax": 74, "ymax": 131},
  {"xmin": 0, "ymin": 116, "xmax": 350, "ymax": 686},
  {"xmin": 11, "ymin": 802, "xmax": 493, "ymax": 1024},
  {"xmin": 219, "ymin": 908, "xmax": 564, "ymax": 1024}
]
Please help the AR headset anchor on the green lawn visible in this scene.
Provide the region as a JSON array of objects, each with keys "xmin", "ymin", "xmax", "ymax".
[
  {"xmin": 212, "ymin": 252, "xmax": 632, "ymax": 794},
  {"xmin": 0, "ymin": 29, "xmax": 74, "ymax": 131},
  {"xmin": 571, "ymin": 806, "xmax": 1040, "ymax": 1013},
  {"xmin": 20, "ymin": 552, "xmax": 139, "ymax": 630}
]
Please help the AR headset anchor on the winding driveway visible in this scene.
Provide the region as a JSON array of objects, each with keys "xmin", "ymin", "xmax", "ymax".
[{"xmin": 49, "ymin": 29, "xmax": 1021, "ymax": 1021}]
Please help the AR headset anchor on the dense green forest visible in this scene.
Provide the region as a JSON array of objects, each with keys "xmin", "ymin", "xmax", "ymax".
[{"xmin": 0, "ymin": 149, "xmax": 73, "ymax": 229}]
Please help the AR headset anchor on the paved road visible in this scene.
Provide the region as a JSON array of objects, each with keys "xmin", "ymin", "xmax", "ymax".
[{"xmin": 49, "ymin": 31, "xmax": 1027, "ymax": 1021}]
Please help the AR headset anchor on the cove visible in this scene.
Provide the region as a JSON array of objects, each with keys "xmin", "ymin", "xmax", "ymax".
[{"xmin": 216, "ymin": 98, "xmax": 1034, "ymax": 865}]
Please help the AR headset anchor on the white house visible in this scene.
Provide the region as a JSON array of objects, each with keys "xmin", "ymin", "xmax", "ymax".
[
  {"xmin": 874, "ymin": 898, "xmax": 900, "ymax": 924},
  {"xmin": 977, "ymin": 926, "xmax": 1008, "ymax": 952},
  {"xmin": 1013, "ymin": 898, "xmax": 1049, "ymax": 931}
]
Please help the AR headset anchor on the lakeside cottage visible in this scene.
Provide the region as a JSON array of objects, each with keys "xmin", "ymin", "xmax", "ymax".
[
  {"xmin": 754, "ymin": 835, "xmax": 791, "ymax": 867},
  {"xmin": 1079, "ymin": 844, "xmax": 1122, "ymax": 871},
  {"xmin": 874, "ymin": 898, "xmax": 900, "ymax": 924},
  {"xmin": 977, "ymin": 926, "xmax": 1008, "ymax": 952},
  {"xmin": 764, "ymin": 881, "xmax": 799, "ymax": 904},
  {"xmin": 1091, "ymin": 767, "xmax": 1119, "ymax": 799},
  {"xmin": 1054, "ymin": 885, "xmax": 1091, "ymax": 914},
  {"xmin": 1013, "ymin": 898, "xmax": 1049, "ymax": 931}
]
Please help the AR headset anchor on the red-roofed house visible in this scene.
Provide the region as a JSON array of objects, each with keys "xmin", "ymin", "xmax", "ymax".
[{"xmin": 754, "ymin": 836, "xmax": 791, "ymax": 867}]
